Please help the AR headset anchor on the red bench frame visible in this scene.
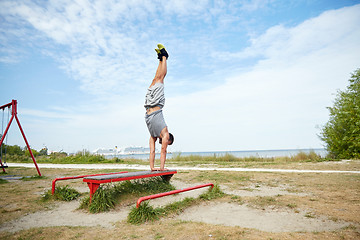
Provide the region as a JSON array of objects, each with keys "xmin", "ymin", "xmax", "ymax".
[
  {"xmin": 83, "ymin": 170, "xmax": 177, "ymax": 202},
  {"xmin": 51, "ymin": 171, "xmax": 128, "ymax": 195},
  {"xmin": 136, "ymin": 183, "xmax": 214, "ymax": 208}
]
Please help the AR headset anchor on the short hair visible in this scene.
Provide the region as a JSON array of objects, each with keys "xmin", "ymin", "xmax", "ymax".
[
  {"xmin": 159, "ymin": 132, "xmax": 174, "ymax": 145},
  {"xmin": 168, "ymin": 133, "xmax": 174, "ymax": 145}
]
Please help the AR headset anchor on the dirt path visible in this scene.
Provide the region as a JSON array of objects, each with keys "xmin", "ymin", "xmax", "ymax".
[
  {"xmin": 0, "ymin": 178, "xmax": 353, "ymax": 234},
  {"xmin": 177, "ymin": 202, "xmax": 349, "ymax": 232},
  {"xmin": 1, "ymin": 162, "xmax": 358, "ymax": 236}
]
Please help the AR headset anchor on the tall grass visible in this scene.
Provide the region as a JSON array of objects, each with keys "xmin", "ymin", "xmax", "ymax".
[
  {"xmin": 88, "ymin": 184, "xmax": 117, "ymax": 213},
  {"xmin": 7, "ymin": 149, "xmax": 328, "ymax": 165},
  {"xmin": 7, "ymin": 152, "xmax": 145, "ymax": 165},
  {"xmin": 0, "ymin": 178, "xmax": 8, "ymax": 184},
  {"xmin": 169, "ymin": 150, "xmax": 325, "ymax": 165},
  {"xmin": 42, "ymin": 185, "xmax": 80, "ymax": 202},
  {"xmin": 127, "ymin": 202, "xmax": 161, "ymax": 224}
]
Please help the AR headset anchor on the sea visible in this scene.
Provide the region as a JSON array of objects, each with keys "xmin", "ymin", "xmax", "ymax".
[{"xmin": 106, "ymin": 148, "xmax": 327, "ymax": 160}]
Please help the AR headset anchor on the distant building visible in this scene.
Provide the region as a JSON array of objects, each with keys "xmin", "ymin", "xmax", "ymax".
[
  {"xmin": 93, "ymin": 146, "xmax": 154, "ymax": 156},
  {"xmin": 122, "ymin": 146, "xmax": 151, "ymax": 155},
  {"xmin": 93, "ymin": 148, "xmax": 116, "ymax": 156}
]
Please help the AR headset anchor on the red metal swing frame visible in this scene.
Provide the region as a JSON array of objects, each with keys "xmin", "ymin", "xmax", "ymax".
[{"xmin": 0, "ymin": 100, "xmax": 41, "ymax": 176}]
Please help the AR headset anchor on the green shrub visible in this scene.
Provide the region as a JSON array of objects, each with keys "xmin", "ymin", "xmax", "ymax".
[
  {"xmin": 127, "ymin": 202, "xmax": 160, "ymax": 224},
  {"xmin": 199, "ymin": 184, "xmax": 225, "ymax": 200},
  {"xmin": 42, "ymin": 185, "xmax": 80, "ymax": 202},
  {"xmin": 320, "ymin": 68, "xmax": 360, "ymax": 159},
  {"xmin": 88, "ymin": 185, "xmax": 116, "ymax": 213},
  {"xmin": 0, "ymin": 179, "xmax": 8, "ymax": 184}
]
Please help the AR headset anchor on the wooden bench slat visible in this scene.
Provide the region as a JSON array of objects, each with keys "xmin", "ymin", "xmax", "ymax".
[
  {"xmin": 83, "ymin": 170, "xmax": 176, "ymax": 182},
  {"xmin": 83, "ymin": 170, "xmax": 177, "ymax": 202}
]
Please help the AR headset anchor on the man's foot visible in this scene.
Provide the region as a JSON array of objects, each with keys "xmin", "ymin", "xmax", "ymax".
[
  {"xmin": 155, "ymin": 48, "xmax": 162, "ymax": 61},
  {"xmin": 157, "ymin": 44, "xmax": 169, "ymax": 60}
]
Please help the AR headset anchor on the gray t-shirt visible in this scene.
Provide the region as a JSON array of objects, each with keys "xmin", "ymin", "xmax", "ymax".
[
  {"xmin": 144, "ymin": 82, "xmax": 165, "ymax": 109},
  {"xmin": 145, "ymin": 110, "xmax": 167, "ymax": 137}
]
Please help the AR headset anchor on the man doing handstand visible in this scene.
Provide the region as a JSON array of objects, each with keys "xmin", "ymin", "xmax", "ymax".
[{"xmin": 144, "ymin": 44, "xmax": 174, "ymax": 171}]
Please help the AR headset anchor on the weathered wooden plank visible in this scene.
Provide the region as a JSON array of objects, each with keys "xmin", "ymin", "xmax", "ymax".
[{"xmin": 83, "ymin": 170, "xmax": 176, "ymax": 181}]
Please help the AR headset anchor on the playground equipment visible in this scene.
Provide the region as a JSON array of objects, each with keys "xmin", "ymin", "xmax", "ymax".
[
  {"xmin": 51, "ymin": 169, "xmax": 214, "ymax": 208},
  {"xmin": 83, "ymin": 170, "xmax": 177, "ymax": 202},
  {"xmin": 0, "ymin": 100, "xmax": 41, "ymax": 176},
  {"xmin": 51, "ymin": 171, "xmax": 128, "ymax": 195},
  {"xmin": 136, "ymin": 183, "xmax": 214, "ymax": 208}
]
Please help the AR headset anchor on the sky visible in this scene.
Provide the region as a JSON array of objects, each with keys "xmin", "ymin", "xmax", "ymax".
[{"xmin": 0, "ymin": 0, "xmax": 360, "ymax": 154}]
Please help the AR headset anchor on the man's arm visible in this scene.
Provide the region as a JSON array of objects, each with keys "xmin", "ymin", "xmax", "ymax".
[
  {"xmin": 159, "ymin": 131, "xmax": 169, "ymax": 170},
  {"xmin": 149, "ymin": 136, "xmax": 157, "ymax": 171}
]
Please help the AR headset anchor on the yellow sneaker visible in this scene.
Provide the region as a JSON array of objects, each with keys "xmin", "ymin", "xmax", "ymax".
[
  {"xmin": 155, "ymin": 48, "xmax": 162, "ymax": 60},
  {"xmin": 157, "ymin": 44, "xmax": 168, "ymax": 60}
]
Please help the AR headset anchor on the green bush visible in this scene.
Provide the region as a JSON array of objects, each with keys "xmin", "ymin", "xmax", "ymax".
[
  {"xmin": 199, "ymin": 184, "xmax": 225, "ymax": 200},
  {"xmin": 319, "ymin": 68, "xmax": 360, "ymax": 159},
  {"xmin": 43, "ymin": 185, "xmax": 80, "ymax": 201},
  {"xmin": 127, "ymin": 202, "xmax": 160, "ymax": 224},
  {"xmin": 88, "ymin": 185, "xmax": 116, "ymax": 213}
]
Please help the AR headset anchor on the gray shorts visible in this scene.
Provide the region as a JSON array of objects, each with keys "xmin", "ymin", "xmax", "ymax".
[{"xmin": 145, "ymin": 109, "xmax": 167, "ymax": 138}]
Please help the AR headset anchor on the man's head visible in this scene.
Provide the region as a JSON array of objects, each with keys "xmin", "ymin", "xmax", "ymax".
[{"xmin": 159, "ymin": 133, "xmax": 174, "ymax": 145}]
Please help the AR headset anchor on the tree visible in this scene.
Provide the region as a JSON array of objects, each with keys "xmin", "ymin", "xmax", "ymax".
[
  {"xmin": 4, "ymin": 145, "xmax": 24, "ymax": 155},
  {"xmin": 319, "ymin": 68, "xmax": 360, "ymax": 159},
  {"xmin": 39, "ymin": 147, "xmax": 48, "ymax": 156}
]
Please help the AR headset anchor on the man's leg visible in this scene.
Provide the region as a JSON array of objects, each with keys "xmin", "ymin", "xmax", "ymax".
[
  {"xmin": 153, "ymin": 44, "xmax": 168, "ymax": 83},
  {"xmin": 153, "ymin": 56, "xmax": 167, "ymax": 83}
]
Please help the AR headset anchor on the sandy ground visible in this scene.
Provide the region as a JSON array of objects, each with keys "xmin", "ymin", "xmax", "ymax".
[
  {"xmin": 0, "ymin": 177, "xmax": 353, "ymax": 234},
  {"xmin": 177, "ymin": 202, "xmax": 349, "ymax": 232}
]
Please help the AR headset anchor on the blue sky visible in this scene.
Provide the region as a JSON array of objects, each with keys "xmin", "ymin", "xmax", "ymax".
[{"xmin": 1, "ymin": 0, "xmax": 359, "ymax": 153}]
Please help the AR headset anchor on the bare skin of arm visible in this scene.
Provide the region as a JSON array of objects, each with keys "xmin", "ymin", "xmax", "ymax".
[
  {"xmin": 159, "ymin": 127, "xmax": 170, "ymax": 170},
  {"xmin": 149, "ymin": 136, "xmax": 157, "ymax": 171},
  {"xmin": 150, "ymin": 127, "xmax": 170, "ymax": 171}
]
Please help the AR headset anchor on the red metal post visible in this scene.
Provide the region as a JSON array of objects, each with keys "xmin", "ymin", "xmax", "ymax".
[
  {"xmin": 88, "ymin": 182, "xmax": 101, "ymax": 202},
  {"xmin": 0, "ymin": 100, "xmax": 42, "ymax": 175},
  {"xmin": 51, "ymin": 171, "xmax": 128, "ymax": 195},
  {"xmin": 14, "ymin": 114, "xmax": 42, "ymax": 176},
  {"xmin": 136, "ymin": 183, "xmax": 214, "ymax": 208}
]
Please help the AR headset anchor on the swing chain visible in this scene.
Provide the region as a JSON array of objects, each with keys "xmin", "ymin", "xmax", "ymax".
[{"xmin": 0, "ymin": 105, "xmax": 11, "ymax": 168}]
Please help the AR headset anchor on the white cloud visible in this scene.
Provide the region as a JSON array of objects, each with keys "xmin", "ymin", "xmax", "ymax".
[
  {"xmin": 2, "ymin": 1, "xmax": 359, "ymax": 153},
  {"xmin": 165, "ymin": 4, "xmax": 360, "ymax": 151}
]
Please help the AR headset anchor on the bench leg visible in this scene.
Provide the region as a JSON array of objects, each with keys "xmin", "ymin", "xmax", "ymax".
[
  {"xmin": 161, "ymin": 174, "xmax": 174, "ymax": 182},
  {"xmin": 87, "ymin": 182, "xmax": 100, "ymax": 203}
]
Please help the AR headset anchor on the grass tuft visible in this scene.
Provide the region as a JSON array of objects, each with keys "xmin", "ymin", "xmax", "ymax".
[
  {"xmin": 160, "ymin": 197, "xmax": 196, "ymax": 215},
  {"xmin": 88, "ymin": 185, "xmax": 116, "ymax": 213},
  {"xmin": 21, "ymin": 175, "xmax": 46, "ymax": 181},
  {"xmin": 127, "ymin": 202, "xmax": 160, "ymax": 224},
  {"xmin": 42, "ymin": 185, "xmax": 80, "ymax": 202},
  {"xmin": 199, "ymin": 184, "xmax": 225, "ymax": 200},
  {"xmin": 0, "ymin": 178, "xmax": 8, "ymax": 184}
]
